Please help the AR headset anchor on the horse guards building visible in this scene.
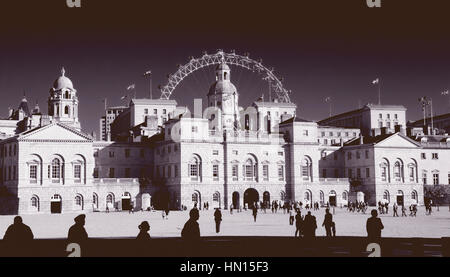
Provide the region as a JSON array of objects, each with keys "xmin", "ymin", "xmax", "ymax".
[{"xmin": 1, "ymin": 54, "xmax": 450, "ymax": 215}]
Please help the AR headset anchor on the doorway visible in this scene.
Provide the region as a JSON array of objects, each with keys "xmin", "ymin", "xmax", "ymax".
[{"xmin": 244, "ymin": 188, "xmax": 259, "ymax": 209}]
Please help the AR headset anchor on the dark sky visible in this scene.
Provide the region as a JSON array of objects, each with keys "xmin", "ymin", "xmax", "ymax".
[{"xmin": 1, "ymin": 0, "xmax": 450, "ymax": 134}]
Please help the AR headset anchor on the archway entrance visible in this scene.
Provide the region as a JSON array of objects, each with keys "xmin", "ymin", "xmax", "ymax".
[
  {"xmin": 329, "ymin": 191, "xmax": 337, "ymax": 207},
  {"xmin": 396, "ymin": 191, "xmax": 404, "ymax": 206},
  {"xmin": 244, "ymin": 188, "xmax": 259, "ymax": 209},
  {"xmin": 263, "ymin": 191, "xmax": 270, "ymax": 207},
  {"xmin": 122, "ymin": 192, "xmax": 132, "ymax": 211},
  {"xmin": 232, "ymin": 192, "xmax": 240, "ymax": 209},
  {"xmin": 51, "ymin": 195, "xmax": 62, "ymax": 214},
  {"xmin": 192, "ymin": 191, "xmax": 201, "ymax": 209}
]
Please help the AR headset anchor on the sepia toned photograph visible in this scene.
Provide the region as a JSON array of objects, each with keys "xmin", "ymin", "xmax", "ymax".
[{"xmin": 0, "ymin": 0, "xmax": 449, "ymax": 264}]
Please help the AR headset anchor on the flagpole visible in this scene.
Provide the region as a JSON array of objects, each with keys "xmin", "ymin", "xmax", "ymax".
[{"xmin": 378, "ymin": 81, "xmax": 381, "ymax": 105}]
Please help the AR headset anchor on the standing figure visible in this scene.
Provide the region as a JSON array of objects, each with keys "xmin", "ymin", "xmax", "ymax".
[
  {"xmin": 366, "ymin": 209, "xmax": 384, "ymax": 242},
  {"xmin": 393, "ymin": 203, "xmax": 399, "ymax": 217},
  {"xmin": 214, "ymin": 208, "xmax": 222, "ymax": 233},
  {"xmin": 252, "ymin": 205, "xmax": 258, "ymax": 222},
  {"xmin": 181, "ymin": 209, "xmax": 201, "ymax": 241},
  {"xmin": 322, "ymin": 208, "xmax": 334, "ymax": 237},
  {"xmin": 3, "ymin": 216, "xmax": 34, "ymax": 256},
  {"xmin": 67, "ymin": 214, "xmax": 89, "ymax": 246},
  {"xmin": 295, "ymin": 210, "xmax": 303, "ymax": 237},
  {"xmin": 303, "ymin": 211, "xmax": 317, "ymax": 238},
  {"xmin": 136, "ymin": 221, "xmax": 151, "ymax": 240}
]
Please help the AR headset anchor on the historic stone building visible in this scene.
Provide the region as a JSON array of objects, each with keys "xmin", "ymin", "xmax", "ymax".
[{"xmin": 1, "ymin": 64, "xmax": 449, "ymax": 215}]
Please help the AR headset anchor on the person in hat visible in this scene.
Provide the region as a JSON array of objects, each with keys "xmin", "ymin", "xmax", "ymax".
[
  {"xmin": 67, "ymin": 214, "xmax": 89, "ymax": 245},
  {"xmin": 136, "ymin": 221, "xmax": 151, "ymax": 240}
]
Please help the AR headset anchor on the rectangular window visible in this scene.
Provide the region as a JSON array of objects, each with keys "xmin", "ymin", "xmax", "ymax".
[
  {"xmin": 432, "ymin": 153, "xmax": 439, "ymax": 160},
  {"xmin": 109, "ymin": 151, "xmax": 115, "ymax": 158},
  {"xmin": 303, "ymin": 130, "xmax": 309, "ymax": 136},
  {"xmin": 433, "ymin": 173, "xmax": 439, "ymax": 185},
  {"xmin": 168, "ymin": 166, "xmax": 172, "ymax": 178},
  {"xmin": 421, "ymin": 153, "xmax": 426, "ymax": 160},
  {"xmin": 189, "ymin": 164, "xmax": 198, "ymax": 179},
  {"xmin": 278, "ymin": 151, "xmax": 284, "ymax": 156},
  {"xmin": 213, "ymin": 150, "xmax": 219, "ymax": 155},
  {"xmin": 124, "ymin": 168, "xmax": 131, "ymax": 178},
  {"xmin": 379, "ymin": 113, "xmax": 382, "ymax": 119},
  {"xmin": 232, "ymin": 150, "xmax": 238, "ymax": 155},
  {"xmin": 232, "ymin": 165, "xmax": 238, "ymax": 181},
  {"xmin": 192, "ymin": 126, "xmax": 198, "ymax": 133},
  {"xmin": 74, "ymin": 165, "xmax": 81, "ymax": 179},
  {"xmin": 213, "ymin": 165, "xmax": 219, "ymax": 180},
  {"xmin": 174, "ymin": 165, "xmax": 178, "ymax": 177},
  {"xmin": 109, "ymin": 168, "xmax": 115, "ymax": 178},
  {"xmin": 278, "ymin": 165, "xmax": 285, "ymax": 181},
  {"xmin": 348, "ymin": 169, "xmax": 353, "ymax": 179},
  {"xmin": 347, "ymin": 152, "xmax": 352, "ymax": 160},
  {"xmin": 153, "ymin": 109, "xmax": 158, "ymax": 115},
  {"xmin": 163, "ymin": 109, "xmax": 167, "ymax": 115},
  {"xmin": 365, "ymin": 150, "xmax": 369, "ymax": 159},
  {"xmin": 263, "ymin": 165, "xmax": 269, "ymax": 181},
  {"xmin": 366, "ymin": 168, "xmax": 370, "ymax": 178},
  {"xmin": 30, "ymin": 165, "xmax": 37, "ymax": 180},
  {"xmin": 144, "ymin": 109, "xmax": 149, "ymax": 115},
  {"xmin": 324, "ymin": 139, "xmax": 328, "ymax": 145},
  {"xmin": 422, "ymin": 171, "xmax": 427, "ymax": 185}
]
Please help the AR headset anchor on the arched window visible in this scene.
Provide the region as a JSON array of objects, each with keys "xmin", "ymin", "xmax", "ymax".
[
  {"xmin": 383, "ymin": 190, "xmax": 390, "ymax": 203},
  {"xmin": 408, "ymin": 163, "xmax": 416, "ymax": 182},
  {"xmin": 319, "ymin": 191, "xmax": 325, "ymax": 205},
  {"xmin": 394, "ymin": 161, "xmax": 402, "ymax": 181},
  {"xmin": 188, "ymin": 155, "xmax": 201, "ymax": 181},
  {"xmin": 30, "ymin": 195, "xmax": 39, "ymax": 212},
  {"xmin": 93, "ymin": 193, "xmax": 98, "ymax": 209},
  {"xmin": 243, "ymin": 157, "xmax": 258, "ymax": 181},
  {"xmin": 75, "ymin": 195, "xmax": 84, "ymax": 210},
  {"xmin": 342, "ymin": 191, "xmax": 348, "ymax": 201},
  {"xmin": 106, "ymin": 193, "xmax": 115, "ymax": 209},
  {"xmin": 213, "ymin": 192, "xmax": 220, "ymax": 202},
  {"xmin": 51, "ymin": 158, "xmax": 61, "ymax": 180},
  {"xmin": 380, "ymin": 159, "xmax": 390, "ymax": 182},
  {"xmin": 411, "ymin": 190, "xmax": 418, "ymax": 204},
  {"xmin": 304, "ymin": 190, "xmax": 312, "ymax": 203},
  {"xmin": 301, "ymin": 157, "xmax": 312, "ymax": 181}
]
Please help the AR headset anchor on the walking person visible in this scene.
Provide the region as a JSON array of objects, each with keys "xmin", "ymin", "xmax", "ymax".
[
  {"xmin": 67, "ymin": 214, "xmax": 89, "ymax": 247},
  {"xmin": 393, "ymin": 203, "xmax": 399, "ymax": 217},
  {"xmin": 322, "ymin": 208, "xmax": 334, "ymax": 237},
  {"xmin": 252, "ymin": 205, "xmax": 258, "ymax": 222},
  {"xmin": 214, "ymin": 208, "xmax": 222, "ymax": 233},
  {"xmin": 289, "ymin": 209, "xmax": 295, "ymax": 225},
  {"xmin": 295, "ymin": 210, "xmax": 303, "ymax": 237},
  {"xmin": 366, "ymin": 210, "xmax": 384, "ymax": 243}
]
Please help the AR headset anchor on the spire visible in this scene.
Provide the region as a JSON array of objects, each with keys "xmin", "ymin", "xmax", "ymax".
[{"xmin": 61, "ymin": 67, "xmax": 66, "ymax": 77}]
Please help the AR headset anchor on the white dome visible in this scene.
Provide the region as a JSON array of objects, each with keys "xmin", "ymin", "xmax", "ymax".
[
  {"xmin": 208, "ymin": 80, "xmax": 237, "ymax": 96},
  {"xmin": 53, "ymin": 68, "xmax": 74, "ymax": 90},
  {"xmin": 216, "ymin": 63, "xmax": 230, "ymax": 71}
]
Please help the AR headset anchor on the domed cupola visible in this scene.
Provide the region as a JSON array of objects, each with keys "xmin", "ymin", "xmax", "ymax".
[
  {"xmin": 48, "ymin": 67, "xmax": 81, "ymax": 131},
  {"xmin": 207, "ymin": 62, "xmax": 240, "ymax": 130}
]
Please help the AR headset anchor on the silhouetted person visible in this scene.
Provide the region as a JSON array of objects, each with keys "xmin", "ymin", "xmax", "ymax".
[
  {"xmin": 366, "ymin": 209, "xmax": 384, "ymax": 242},
  {"xmin": 68, "ymin": 214, "xmax": 88, "ymax": 246},
  {"xmin": 295, "ymin": 210, "xmax": 303, "ymax": 237},
  {"xmin": 3, "ymin": 216, "xmax": 34, "ymax": 256},
  {"xmin": 136, "ymin": 221, "xmax": 151, "ymax": 240},
  {"xmin": 303, "ymin": 211, "xmax": 317, "ymax": 238},
  {"xmin": 181, "ymin": 209, "xmax": 200, "ymax": 241},
  {"xmin": 252, "ymin": 205, "xmax": 258, "ymax": 222},
  {"xmin": 214, "ymin": 208, "xmax": 222, "ymax": 233},
  {"xmin": 165, "ymin": 205, "xmax": 170, "ymax": 220},
  {"xmin": 322, "ymin": 208, "xmax": 334, "ymax": 237}
]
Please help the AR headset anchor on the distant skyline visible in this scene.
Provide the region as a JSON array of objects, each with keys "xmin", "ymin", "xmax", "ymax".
[{"xmin": 1, "ymin": 0, "xmax": 450, "ymax": 134}]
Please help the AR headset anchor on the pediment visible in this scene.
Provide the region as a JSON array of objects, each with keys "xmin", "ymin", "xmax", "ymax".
[{"xmin": 19, "ymin": 123, "xmax": 92, "ymax": 142}]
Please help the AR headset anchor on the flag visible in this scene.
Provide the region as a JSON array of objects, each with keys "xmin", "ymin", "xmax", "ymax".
[
  {"xmin": 127, "ymin": 84, "xmax": 135, "ymax": 91},
  {"xmin": 442, "ymin": 90, "xmax": 449, "ymax": 96},
  {"xmin": 372, "ymin": 78, "xmax": 379, "ymax": 85}
]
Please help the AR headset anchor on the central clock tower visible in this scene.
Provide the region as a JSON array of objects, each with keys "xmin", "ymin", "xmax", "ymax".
[{"xmin": 207, "ymin": 62, "xmax": 240, "ymax": 130}]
